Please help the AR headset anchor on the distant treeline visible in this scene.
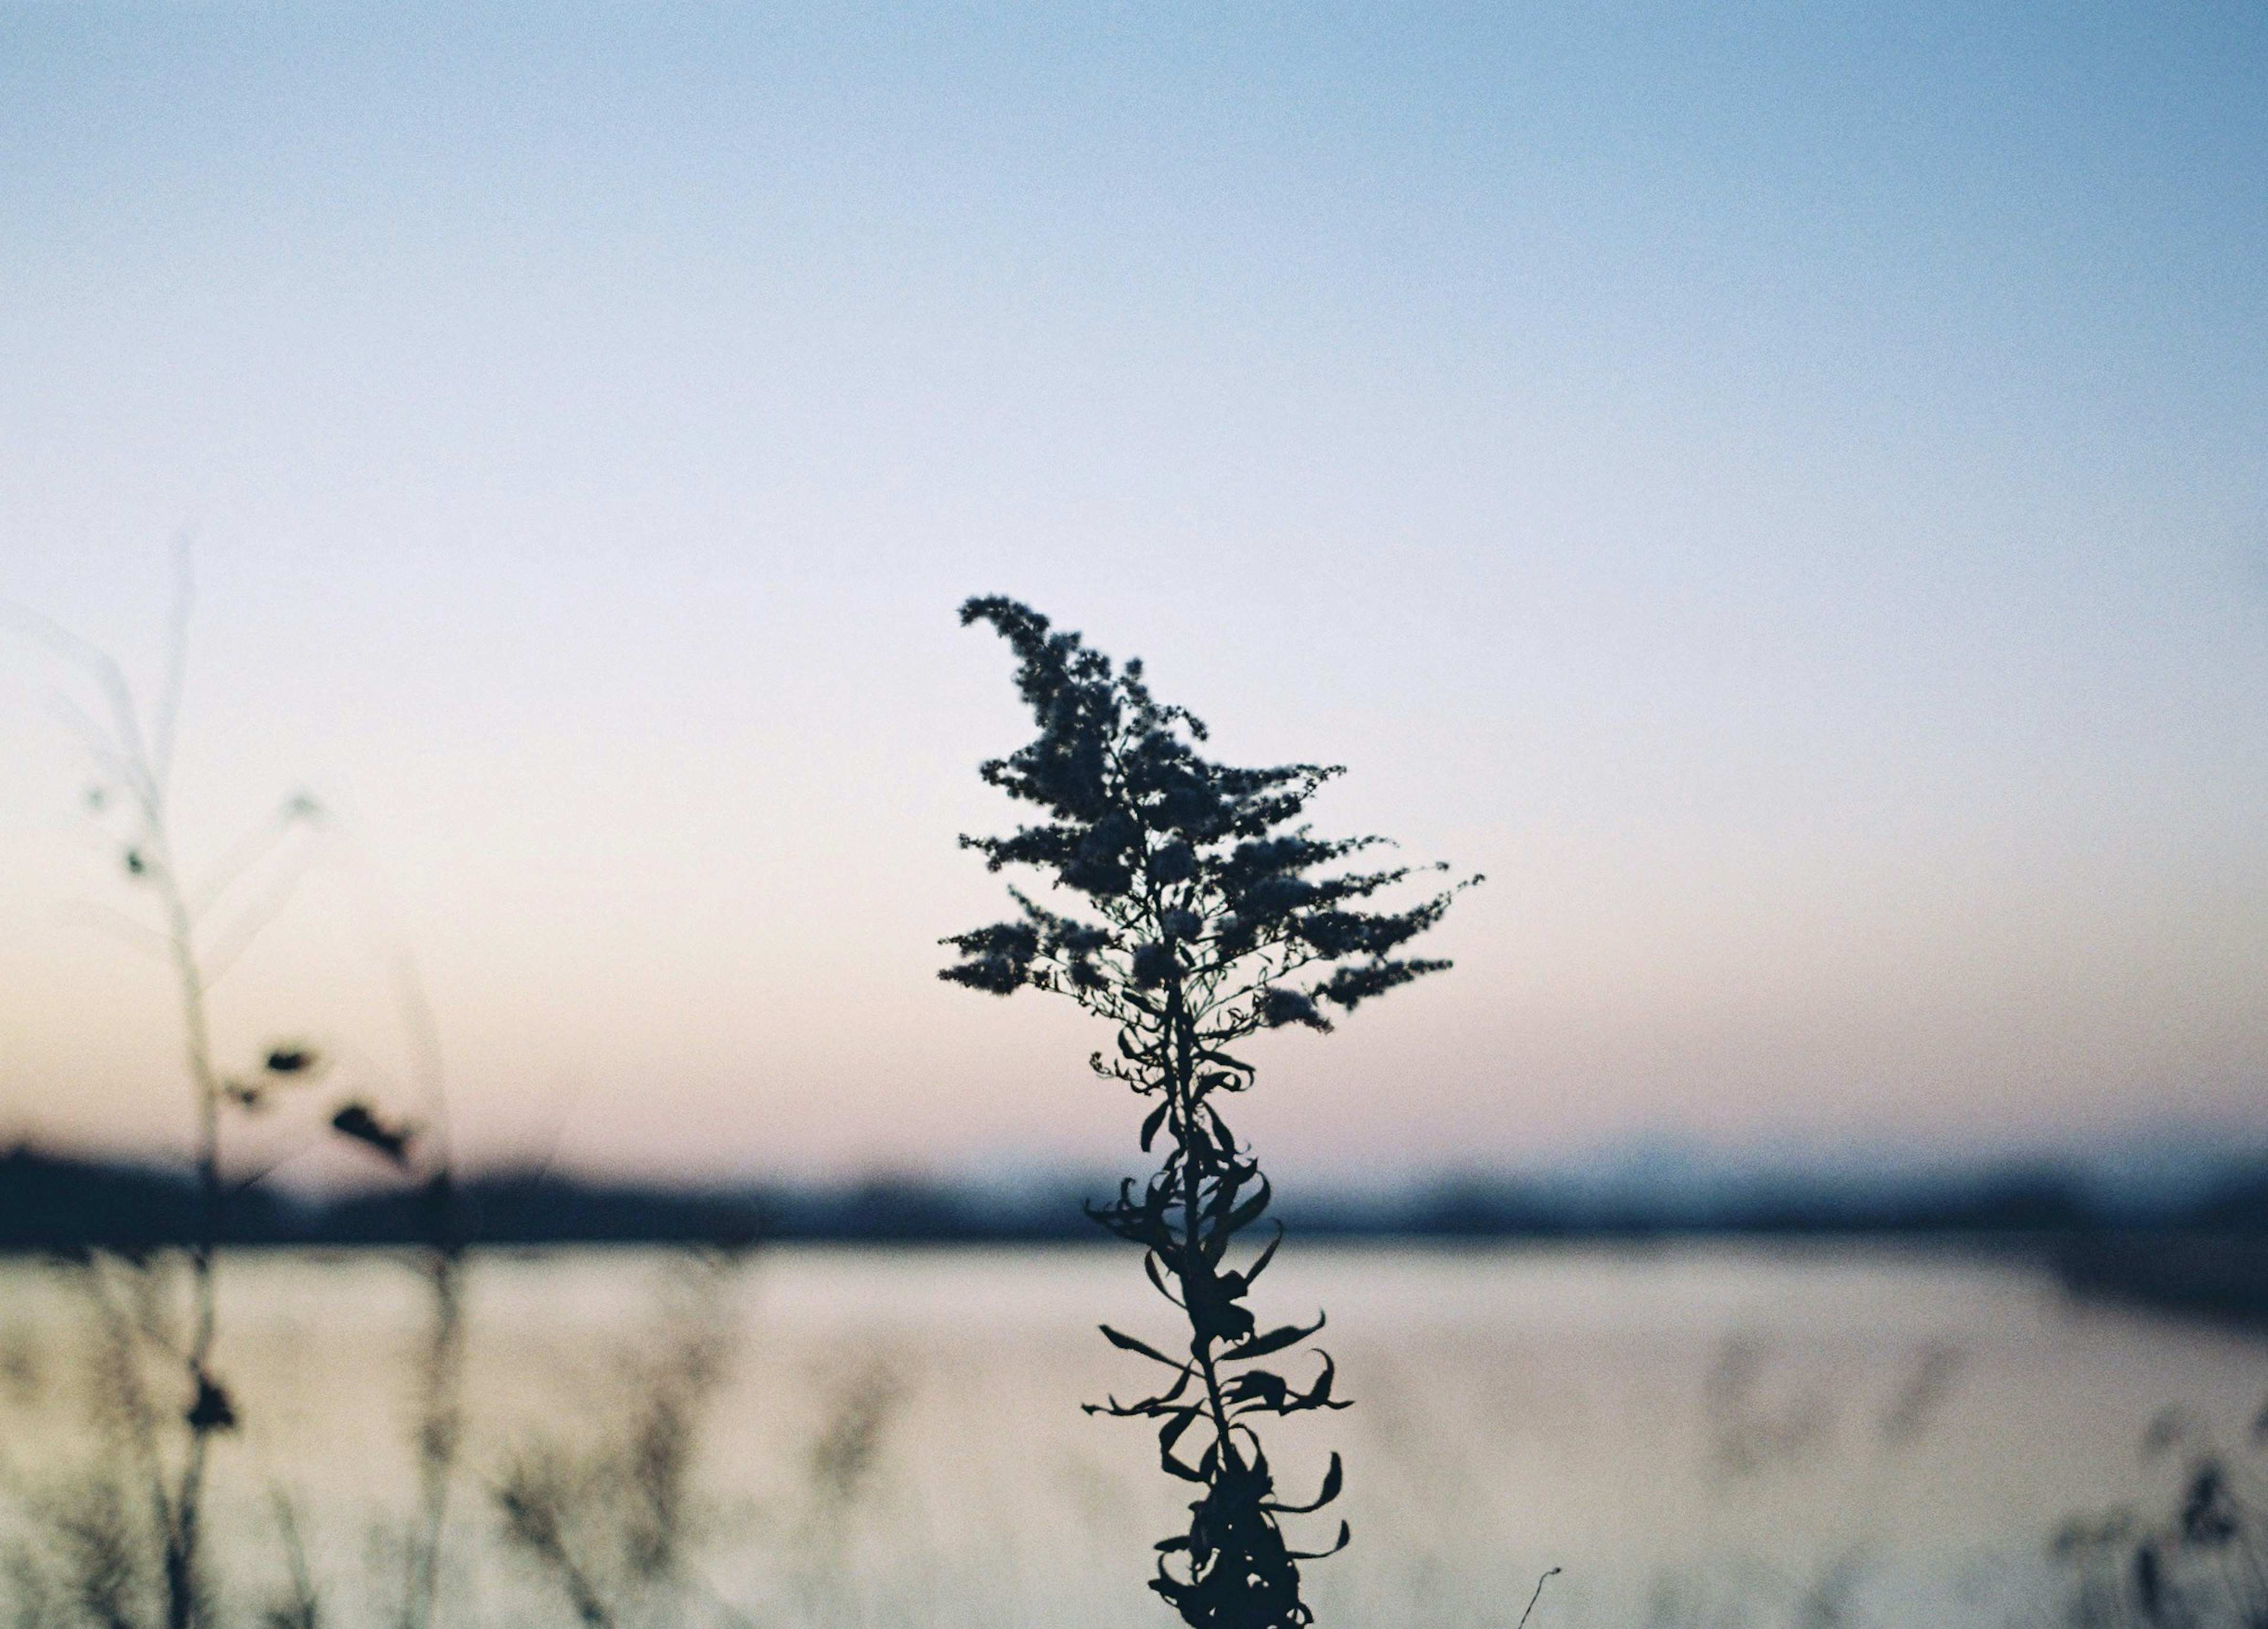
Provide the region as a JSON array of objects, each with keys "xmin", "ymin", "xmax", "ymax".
[{"xmin": 8, "ymin": 1142, "xmax": 2268, "ymax": 1252}]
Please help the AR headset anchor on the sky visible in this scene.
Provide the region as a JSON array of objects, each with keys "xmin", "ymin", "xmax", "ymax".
[{"xmin": 0, "ymin": 2, "xmax": 2263, "ymax": 1185}]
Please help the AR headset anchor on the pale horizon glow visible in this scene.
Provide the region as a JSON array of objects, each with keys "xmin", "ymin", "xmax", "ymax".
[{"xmin": 1, "ymin": 3, "xmax": 2263, "ymax": 1184}]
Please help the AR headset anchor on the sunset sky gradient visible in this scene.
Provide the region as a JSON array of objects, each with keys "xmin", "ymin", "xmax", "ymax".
[{"xmin": 1, "ymin": 2, "xmax": 2263, "ymax": 1183}]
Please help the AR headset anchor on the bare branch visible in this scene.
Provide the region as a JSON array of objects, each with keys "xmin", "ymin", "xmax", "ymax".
[
  {"xmin": 186, "ymin": 800, "xmax": 311, "ymax": 923},
  {"xmin": 54, "ymin": 900, "xmax": 175, "ymax": 962},
  {"xmin": 197, "ymin": 846, "xmax": 317, "ymax": 989},
  {"xmin": 40, "ymin": 687, "xmax": 139, "ymax": 799},
  {"xmin": 151, "ymin": 528, "xmax": 196, "ymax": 794}
]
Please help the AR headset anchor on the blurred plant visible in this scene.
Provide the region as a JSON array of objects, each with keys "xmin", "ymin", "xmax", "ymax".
[
  {"xmin": 259, "ymin": 1491, "xmax": 321, "ymax": 1629},
  {"xmin": 804, "ymin": 1361, "xmax": 901, "ymax": 1526},
  {"xmin": 492, "ymin": 1251, "xmax": 744, "ymax": 1629},
  {"xmin": 38, "ymin": 1478, "xmax": 149, "ymax": 1629},
  {"xmin": 2053, "ymin": 1404, "xmax": 2268, "ymax": 1628},
  {"xmin": 2, "ymin": 1250, "xmax": 185, "ymax": 1629},
  {"xmin": 390, "ymin": 1201, "xmax": 464, "ymax": 1629},
  {"xmin": 787, "ymin": 1357, "xmax": 904, "ymax": 1625},
  {"xmin": 9, "ymin": 543, "xmax": 427, "ymax": 1629},
  {"xmin": 332, "ymin": 953, "xmax": 464, "ymax": 1629},
  {"xmin": 941, "ymin": 597, "xmax": 1476, "ymax": 1629},
  {"xmin": 1703, "ymin": 1337, "xmax": 1830, "ymax": 1481}
]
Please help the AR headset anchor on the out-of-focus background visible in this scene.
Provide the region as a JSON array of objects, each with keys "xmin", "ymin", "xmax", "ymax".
[
  {"xmin": 4, "ymin": 1, "xmax": 2264, "ymax": 1185},
  {"xmin": 2, "ymin": 5, "xmax": 2264, "ymax": 1627}
]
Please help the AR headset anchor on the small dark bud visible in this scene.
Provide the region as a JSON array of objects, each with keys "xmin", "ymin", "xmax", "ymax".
[
  {"xmin": 264, "ymin": 1046, "xmax": 318, "ymax": 1076},
  {"xmin": 123, "ymin": 847, "xmax": 146, "ymax": 876},
  {"xmin": 331, "ymin": 1101, "xmax": 415, "ymax": 1166},
  {"xmin": 187, "ymin": 1374, "xmax": 236, "ymax": 1433}
]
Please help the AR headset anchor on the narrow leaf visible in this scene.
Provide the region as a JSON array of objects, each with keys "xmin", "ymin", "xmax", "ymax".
[
  {"xmin": 1267, "ymin": 1452, "xmax": 1343, "ymax": 1514},
  {"xmin": 1285, "ymin": 1520, "xmax": 1353, "ymax": 1561},
  {"xmin": 1140, "ymin": 1100, "xmax": 1169, "ymax": 1152},
  {"xmin": 1099, "ymin": 1324, "xmax": 1191, "ymax": 1371},
  {"xmin": 1224, "ymin": 1315, "xmax": 1324, "ymax": 1363}
]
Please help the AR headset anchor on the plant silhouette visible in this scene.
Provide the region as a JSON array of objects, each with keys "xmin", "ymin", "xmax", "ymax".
[
  {"xmin": 941, "ymin": 597, "xmax": 1475, "ymax": 1629},
  {"xmin": 2053, "ymin": 1403, "xmax": 2268, "ymax": 1628},
  {"xmin": 8, "ymin": 542, "xmax": 432, "ymax": 1629}
]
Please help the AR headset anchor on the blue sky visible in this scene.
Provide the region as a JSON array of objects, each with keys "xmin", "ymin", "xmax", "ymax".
[{"xmin": 1, "ymin": 2, "xmax": 2263, "ymax": 1181}]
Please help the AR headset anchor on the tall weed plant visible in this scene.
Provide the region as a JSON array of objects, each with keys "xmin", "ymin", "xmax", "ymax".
[{"xmin": 943, "ymin": 597, "xmax": 1475, "ymax": 1629}]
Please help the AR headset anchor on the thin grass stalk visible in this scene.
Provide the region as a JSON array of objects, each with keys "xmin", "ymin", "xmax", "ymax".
[{"xmin": 390, "ymin": 951, "xmax": 464, "ymax": 1629}]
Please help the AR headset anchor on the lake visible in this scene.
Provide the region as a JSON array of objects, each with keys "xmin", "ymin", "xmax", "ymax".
[{"xmin": 0, "ymin": 1240, "xmax": 2258, "ymax": 1628}]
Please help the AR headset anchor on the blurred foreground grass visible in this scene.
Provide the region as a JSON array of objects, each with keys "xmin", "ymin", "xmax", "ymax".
[{"xmin": 0, "ymin": 1241, "xmax": 2260, "ymax": 1629}]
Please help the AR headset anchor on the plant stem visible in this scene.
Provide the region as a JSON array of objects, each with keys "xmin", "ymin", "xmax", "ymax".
[
  {"xmin": 394, "ymin": 949, "xmax": 463, "ymax": 1629},
  {"xmin": 1516, "ymin": 1568, "xmax": 1560, "ymax": 1629},
  {"xmin": 149, "ymin": 820, "xmax": 223, "ymax": 1629},
  {"xmin": 1167, "ymin": 979, "xmax": 1235, "ymax": 1467},
  {"xmin": 402, "ymin": 1245, "xmax": 464, "ymax": 1629}
]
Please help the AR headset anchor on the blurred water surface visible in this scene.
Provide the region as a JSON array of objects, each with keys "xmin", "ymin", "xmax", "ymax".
[{"xmin": 0, "ymin": 1241, "xmax": 2256, "ymax": 1628}]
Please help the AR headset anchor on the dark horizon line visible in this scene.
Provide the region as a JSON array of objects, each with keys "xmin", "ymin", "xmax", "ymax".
[{"xmin": 11, "ymin": 1139, "xmax": 2268, "ymax": 1252}]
